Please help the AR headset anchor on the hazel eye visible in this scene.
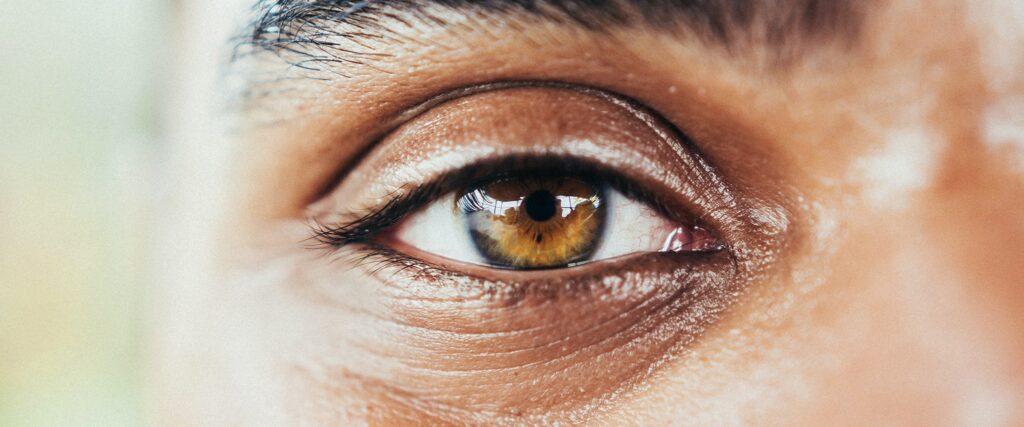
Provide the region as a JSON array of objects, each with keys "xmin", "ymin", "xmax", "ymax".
[
  {"xmin": 391, "ymin": 172, "xmax": 721, "ymax": 270},
  {"xmin": 460, "ymin": 175, "xmax": 605, "ymax": 268}
]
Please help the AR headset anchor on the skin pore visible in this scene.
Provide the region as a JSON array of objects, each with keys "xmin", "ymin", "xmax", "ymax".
[{"xmin": 155, "ymin": 0, "xmax": 1024, "ymax": 425}]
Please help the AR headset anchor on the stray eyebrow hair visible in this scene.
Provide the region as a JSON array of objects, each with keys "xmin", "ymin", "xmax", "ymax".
[{"xmin": 235, "ymin": 0, "xmax": 865, "ymax": 71}]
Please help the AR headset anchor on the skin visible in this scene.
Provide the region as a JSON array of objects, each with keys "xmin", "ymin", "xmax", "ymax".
[{"xmin": 154, "ymin": 0, "xmax": 1024, "ymax": 425}]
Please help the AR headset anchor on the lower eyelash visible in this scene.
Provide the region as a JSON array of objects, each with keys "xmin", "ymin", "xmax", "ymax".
[
  {"xmin": 322, "ymin": 242, "xmax": 442, "ymax": 280},
  {"xmin": 333, "ymin": 240, "xmax": 737, "ymax": 308}
]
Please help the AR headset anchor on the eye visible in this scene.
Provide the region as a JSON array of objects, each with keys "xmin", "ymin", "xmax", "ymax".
[
  {"xmin": 392, "ymin": 173, "xmax": 720, "ymax": 269},
  {"xmin": 303, "ymin": 84, "xmax": 765, "ymax": 416}
]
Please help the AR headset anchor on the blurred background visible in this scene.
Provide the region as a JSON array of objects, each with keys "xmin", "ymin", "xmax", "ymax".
[{"xmin": 1, "ymin": 1, "xmax": 167, "ymax": 425}]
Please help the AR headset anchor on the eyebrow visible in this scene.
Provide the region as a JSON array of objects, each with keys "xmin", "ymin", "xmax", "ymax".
[{"xmin": 235, "ymin": 0, "xmax": 865, "ymax": 73}]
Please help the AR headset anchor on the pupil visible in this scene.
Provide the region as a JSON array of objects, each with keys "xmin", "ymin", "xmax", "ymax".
[{"xmin": 523, "ymin": 190, "xmax": 557, "ymax": 222}]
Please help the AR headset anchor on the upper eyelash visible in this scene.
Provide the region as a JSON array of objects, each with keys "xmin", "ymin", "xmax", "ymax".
[
  {"xmin": 306, "ymin": 155, "xmax": 696, "ymax": 251},
  {"xmin": 307, "ymin": 183, "xmax": 442, "ymax": 248}
]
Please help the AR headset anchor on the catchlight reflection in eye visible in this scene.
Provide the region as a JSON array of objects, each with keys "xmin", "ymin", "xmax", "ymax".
[{"xmin": 394, "ymin": 173, "xmax": 722, "ymax": 270}]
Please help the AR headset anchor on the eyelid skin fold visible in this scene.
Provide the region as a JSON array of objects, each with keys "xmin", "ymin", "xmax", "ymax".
[{"xmin": 309, "ymin": 83, "xmax": 740, "ymax": 234}]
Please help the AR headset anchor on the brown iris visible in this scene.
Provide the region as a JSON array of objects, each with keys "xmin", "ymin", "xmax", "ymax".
[{"xmin": 458, "ymin": 176, "xmax": 605, "ymax": 268}]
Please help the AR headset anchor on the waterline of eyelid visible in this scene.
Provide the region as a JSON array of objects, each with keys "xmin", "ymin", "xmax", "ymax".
[{"xmin": 397, "ymin": 185, "xmax": 716, "ymax": 269}]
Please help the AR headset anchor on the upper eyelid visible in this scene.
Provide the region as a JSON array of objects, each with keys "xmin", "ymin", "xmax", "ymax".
[
  {"xmin": 306, "ymin": 81, "xmax": 594, "ymax": 205},
  {"xmin": 380, "ymin": 81, "xmax": 671, "ymax": 144},
  {"xmin": 306, "ymin": 81, "xmax": 743, "ymax": 253},
  {"xmin": 308, "ymin": 80, "xmax": 709, "ymax": 206}
]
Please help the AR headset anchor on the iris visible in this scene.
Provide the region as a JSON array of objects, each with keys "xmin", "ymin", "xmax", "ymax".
[{"xmin": 458, "ymin": 176, "xmax": 605, "ymax": 268}]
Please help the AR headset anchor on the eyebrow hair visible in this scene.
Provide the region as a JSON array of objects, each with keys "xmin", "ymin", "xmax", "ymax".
[{"xmin": 235, "ymin": 0, "xmax": 865, "ymax": 73}]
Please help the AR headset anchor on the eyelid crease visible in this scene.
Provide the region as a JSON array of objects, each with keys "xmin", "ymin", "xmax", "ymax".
[{"xmin": 306, "ymin": 80, "xmax": 716, "ymax": 206}]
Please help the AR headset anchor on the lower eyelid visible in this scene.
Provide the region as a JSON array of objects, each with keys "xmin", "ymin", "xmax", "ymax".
[
  {"xmin": 353, "ymin": 242, "xmax": 737, "ymax": 310},
  {"xmin": 327, "ymin": 245, "xmax": 741, "ymax": 414}
]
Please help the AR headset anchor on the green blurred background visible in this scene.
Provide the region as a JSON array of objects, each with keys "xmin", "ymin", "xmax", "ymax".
[{"xmin": 1, "ymin": 1, "xmax": 166, "ymax": 425}]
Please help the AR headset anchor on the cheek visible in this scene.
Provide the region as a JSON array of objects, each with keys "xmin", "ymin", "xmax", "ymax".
[
  {"xmin": 626, "ymin": 187, "xmax": 1024, "ymax": 426},
  {"xmin": 289, "ymin": 254, "xmax": 739, "ymax": 422},
  {"xmin": 222, "ymin": 219, "xmax": 744, "ymax": 424}
]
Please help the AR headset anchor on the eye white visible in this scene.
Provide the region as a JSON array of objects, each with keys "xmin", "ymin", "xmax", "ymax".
[
  {"xmin": 393, "ymin": 188, "xmax": 683, "ymax": 266},
  {"xmin": 587, "ymin": 189, "xmax": 680, "ymax": 261},
  {"xmin": 393, "ymin": 196, "xmax": 485, "ymax": 265}
]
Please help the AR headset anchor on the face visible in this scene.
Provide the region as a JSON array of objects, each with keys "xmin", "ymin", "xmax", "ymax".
[{"xmin": 154, "ymin": 0, "xmax": 1024, "ymax": 424}]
